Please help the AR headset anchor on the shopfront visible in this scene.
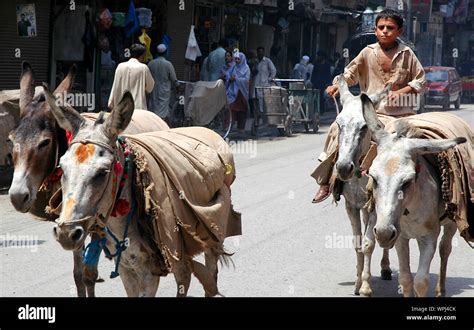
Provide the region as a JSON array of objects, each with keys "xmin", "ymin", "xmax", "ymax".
[{"xmin": 0, "ymin": 0, "xmax": 51, "ymax": 90}]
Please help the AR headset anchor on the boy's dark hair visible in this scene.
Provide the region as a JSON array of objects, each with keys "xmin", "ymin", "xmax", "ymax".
[
  {"xmin": 130, "ymin": 43, "xmax": 146, "ymax": 58},
  {"xmin": 375, "ymin": 9, "xmax": 404, "ymax": 29}
]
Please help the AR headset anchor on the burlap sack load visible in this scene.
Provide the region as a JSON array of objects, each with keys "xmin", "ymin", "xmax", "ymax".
[{"xmin": 123, "ymin": 127, "xmax": 242, "ymax": 270}]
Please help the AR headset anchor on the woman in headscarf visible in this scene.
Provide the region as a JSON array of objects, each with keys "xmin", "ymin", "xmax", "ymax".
[
  {"xmin": 220, "ymin": 51, "xmax": 235, "ymax": 80},
  {"xmin": 224, "ymin": 51, "xmax": 250, "ymax": 133}
]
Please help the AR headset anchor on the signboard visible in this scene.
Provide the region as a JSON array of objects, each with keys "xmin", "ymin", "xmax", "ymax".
[{"xmin": 16, "ymin": 4, "xmax": 37, "ymax": 37}]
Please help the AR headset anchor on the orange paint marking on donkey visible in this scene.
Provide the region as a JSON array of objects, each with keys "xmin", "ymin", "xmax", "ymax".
[
  {"xmin": 384, "ymin": 157, "xmax": 400, "ymax": 176},
  {"xmin": 63, "ymin": 197, "xmax": 76, "ymax": 221},
  {"xmin": 75, "ymin": 144, "xmax": 96, "ymax": 163}
]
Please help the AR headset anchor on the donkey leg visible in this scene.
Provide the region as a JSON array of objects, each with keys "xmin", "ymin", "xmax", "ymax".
[
  {"xmin": 173, "ymin": 259, "xmax": 192, "ymax": 297},
  {"xmin": 436, "ymin": 222, "xmax": 456, "ymax": 297},
  {"xmin": 380, "ymin": 249, "xmax": 392, "ymax": 281},
  {"xmin": 345, "ymin": 202, "xmax": 364, "ymax": 295},
  {"xmin": 192, "ymin": 259, "xmax": 219, "ymax": 297},
  {"xmin": 138, "ymin": 273, "xmax": 160, "ymax": 297},
  {"xmin": 395, "ymin": 236, "xmax": 414, "ymax": 297},
  {"xmin": 414, "ymin": 235, "xmax": 437, "ymax": 297},
  {"xmin": 72, "ymin": 249, "xmax": 86, "ymax": 297},
  {"xmin": 360, "ymin": 209, "xmax": 376, "ymax": 297},
  {"xmin": 119, "ymin": 267, "xmax": 140, "ymax": 297},
  {"xmin": 205, "ymin": 249, "xmax": 219, "ymax": 284},
  {"xmin": 83, "ymin": 266, "xmax": 97, "ymax": 297}
]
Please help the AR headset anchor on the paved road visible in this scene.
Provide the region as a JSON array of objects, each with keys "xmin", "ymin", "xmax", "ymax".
[{"xmin": 0, "ymin": 106, "xmax": 472, "ymax": 297}]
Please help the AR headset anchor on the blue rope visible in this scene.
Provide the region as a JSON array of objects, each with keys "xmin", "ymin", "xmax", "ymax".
[
  {"xmin": 83, "ymin": 238, "xmax": 106, "ymax": 267},
  {"xmin": 105, "ymin": 198, "xmax": 136, "ymax": 279}
]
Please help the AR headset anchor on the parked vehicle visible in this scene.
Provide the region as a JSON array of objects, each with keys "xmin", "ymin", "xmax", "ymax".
[{"xmin": 424, "ymin": 66, "xmax": 462, "ymax": 110}]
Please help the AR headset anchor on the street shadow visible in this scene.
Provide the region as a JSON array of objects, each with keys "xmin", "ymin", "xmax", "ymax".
[{"xmin": 339, "ymin": 272, "xmax": 474, "ymax": 297}]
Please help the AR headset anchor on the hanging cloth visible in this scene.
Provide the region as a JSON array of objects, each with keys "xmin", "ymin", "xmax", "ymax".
[
  {"xmin": 139, "ymin": 29, "xmax": 153, "ymax": 62},
  {"xmin": 185, "ymin": 25, "xmax": 202, "ymax": 61},
  {"xmin": 124, "ymin": 0, "xmax": 139, "ymax": 38}
]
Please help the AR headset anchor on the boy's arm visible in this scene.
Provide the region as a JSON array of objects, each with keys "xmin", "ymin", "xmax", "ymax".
[
  {"xmin": 407, "ymin": 52, "xmax": 426, "ymax": 93},
  {"xmin": 390, "ymin": 52, "xmax": 426, "ymax": 97},
  {"xmin": 331, "ymin": 50, "xmax": 365, "ymax": 86},
  {"xmin": 327, "ymin": 50, "xmax": 365, "ymax": 96}
]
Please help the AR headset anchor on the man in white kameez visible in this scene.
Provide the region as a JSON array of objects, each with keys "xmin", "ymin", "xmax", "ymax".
[
  {"xmin": 108, "ymin": 43, "xmax": 154, "ymax": 110},
  {"xmin": 254, "ymin": 46, "xmax": 277, "ymax": 115},
  {"xmin": 147, "ymin": 44, "xmax": 178, "ymax": 121}
]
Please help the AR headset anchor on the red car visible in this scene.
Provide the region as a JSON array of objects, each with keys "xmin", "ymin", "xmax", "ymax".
[{"xmin": 424, "ymin": 66, "xmax": 462, "ymax": 110}]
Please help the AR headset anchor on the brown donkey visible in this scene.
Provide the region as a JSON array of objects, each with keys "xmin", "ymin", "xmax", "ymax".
[{"xmin": 8, "ymin": 62, "xmax": 168, "ymax": 296}]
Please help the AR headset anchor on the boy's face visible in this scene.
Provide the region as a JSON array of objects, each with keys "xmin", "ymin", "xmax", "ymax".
[{"xmin": 375, "ymin": 18, "xmax": 403, "ymax": 46}]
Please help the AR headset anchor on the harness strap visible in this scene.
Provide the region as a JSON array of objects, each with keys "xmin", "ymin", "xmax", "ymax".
[{"xmin": 103, "ymin": 198, "xmax": 136, "ymax": 279}]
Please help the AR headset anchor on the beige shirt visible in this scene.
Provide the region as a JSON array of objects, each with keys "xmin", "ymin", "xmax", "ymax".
[
  {"xmin": 338, "ymin": 43, "xmax": 426, "ymax": 116},
  {"xmin": 108, "ymin": 58, "xmax": 155, "ymax": 110}
]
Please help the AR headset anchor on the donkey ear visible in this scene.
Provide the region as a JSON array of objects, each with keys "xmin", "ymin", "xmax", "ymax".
[
  {"xmin": 42, "ymin": 83, "xmax": 84, "ymax": 136},
  {"xmin": 105, "ymin": 92, "xmax": 134, "ymax": 139},
  {"xmin": 408, "ymin": 137, "xmax": 467, "ymax": 155},
  {"xmin": 53, "ymin": 64, "xmax": 77, "ymax": 104},
  {"xmin": 368, "ymin": 83, "xmax": 391, "ymax": 108},
  {"xmin": 19, "ymin": 61, "xmax": 35, "ymax": 116},
  {"xmin": 336, "ymin": 75, "xmax": 353, "ymax": 106},
  {"xmin": 361, "ymin": 93, "xmax": 388, "ymax": 143}
]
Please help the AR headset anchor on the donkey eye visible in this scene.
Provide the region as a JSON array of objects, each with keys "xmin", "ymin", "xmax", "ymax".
[
  {"xmin": 38, "ymin": 139, "xmax": 51, "ymax": 150},
  {"xmin": 401, "ymin": 180, "xmax": 412, "ymax": 190},
  {"xmin": 94, "ymin": 169, "xmax": 110, "ymax": 180}
]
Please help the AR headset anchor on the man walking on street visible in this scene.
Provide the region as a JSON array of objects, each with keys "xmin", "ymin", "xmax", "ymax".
[
  {"xmin": 108, "ymin": 43, "xmax": 155, "ymax": 110},
  {"xmin": 148, "ymin": 44, "xmax": 178, "ymax": 122},
  {"xmin": 254, "ymin": 46, "xmax": 277, "ymax": 115}
]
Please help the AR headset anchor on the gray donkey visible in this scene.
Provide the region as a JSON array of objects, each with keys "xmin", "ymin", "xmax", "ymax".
[
  {"xmin": 332, "ymin": 77, "xmax": 393, "ymax": 296},
  {"xmin": 361, "ymin": 94, "xmax": 466, "ymax": 297}
]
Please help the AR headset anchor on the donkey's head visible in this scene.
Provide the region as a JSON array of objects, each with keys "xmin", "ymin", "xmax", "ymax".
[
  {"xmin": 43, "ymin": 85, "xmax": 135, "ymax": 251},
  {"xmin": 334, "ymin": 76, "xmax": 390, "ymax": 181},
  {"xmin": 362, "ymin": 95, "xmax": 466, "ymax": 249},
  {"xmin": 9, "ymin": 62, "xmax": 76, "ymax": 213}
]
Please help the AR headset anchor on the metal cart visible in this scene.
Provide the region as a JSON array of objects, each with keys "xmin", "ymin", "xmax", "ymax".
[
  {"xmin": 277, "ymin": 79, "xmax": 320, "ymax": 133},
  {"xmin": 253, "ymin": 85, "xmax": 293, "ymax": 137}
]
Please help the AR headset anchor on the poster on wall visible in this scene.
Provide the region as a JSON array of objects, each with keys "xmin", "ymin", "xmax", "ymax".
[{"xmin": 16, "ymin": 4, "xmax": 37, "ymax": 37}]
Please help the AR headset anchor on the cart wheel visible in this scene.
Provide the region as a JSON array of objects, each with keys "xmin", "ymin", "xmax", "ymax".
[
  {"xmin": 312, "ymin": 120, "xmax": 319, "ymax": 133},
  {"xmin": 304, "ymin": 122, "xmax": 310, "ymax": 133},
  {"xmin": 251, "ymin": 121, "xmax": 258, "ymax": 137},
  {"xmin": 284, "ymin": 115, "xmax": 293, "ymax": 137},
  {"xmin": 206, "ymin": 106, "xmax": 232, "ymax": 139}
]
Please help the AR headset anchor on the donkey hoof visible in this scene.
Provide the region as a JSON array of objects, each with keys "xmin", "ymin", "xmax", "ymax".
[
  {"xmin": 435, "ymin": 288, "xmax": 445, "ymax": 298},
  {"xmin": 359, "ymin": 285, "xmax": 373, "ymax": 297},
  {"xmin": 381, "ymin": 269, "xmax": 392, "ymax": 281}
]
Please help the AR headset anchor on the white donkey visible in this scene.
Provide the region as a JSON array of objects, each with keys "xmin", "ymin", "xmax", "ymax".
[
  {"xmin": 43, "ymin": 86, "xmax": 235, "ymax": 297},
  {"xmin": 332, "ymin": 77, "xmax": 393, "ymax": 296},
  {"xmin": 361, "ymin": 94, "xmax": 466, "ymax": 297}
]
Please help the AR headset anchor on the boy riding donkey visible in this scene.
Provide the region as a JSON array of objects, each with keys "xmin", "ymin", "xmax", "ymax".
[{"xmin": 312, "ymin": 9, "xmax": 426, "ymax": 203}]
